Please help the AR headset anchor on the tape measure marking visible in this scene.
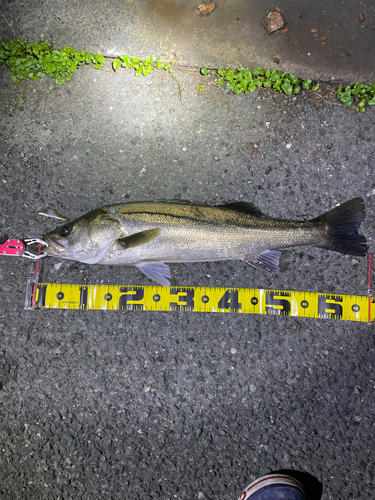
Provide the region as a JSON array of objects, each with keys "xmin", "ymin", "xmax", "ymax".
[{"xmin": 30, "ymin": 283, "xmax": 374, "ymax": 322}]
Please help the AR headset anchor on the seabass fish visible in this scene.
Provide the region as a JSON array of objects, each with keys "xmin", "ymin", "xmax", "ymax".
[{"xmin": 43, "ymin": 198, "xmax": 368, "ymax": 286}]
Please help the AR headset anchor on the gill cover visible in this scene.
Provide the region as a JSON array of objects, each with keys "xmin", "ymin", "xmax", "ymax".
[{"xmin": 44, "ymin": 212, "xmax": 122, "ymax": 264}]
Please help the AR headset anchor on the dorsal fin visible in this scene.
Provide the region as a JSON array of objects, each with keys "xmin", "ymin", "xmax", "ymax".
[
  {"xmin": 154, "ymin": 199, "xmax": 265, "ymax": 217},
  {"xmin": 220, "ymin": 202, "xmax": 264, "ymax": 217}
]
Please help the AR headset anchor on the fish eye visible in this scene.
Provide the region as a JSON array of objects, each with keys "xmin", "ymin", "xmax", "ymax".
[{"xmin": 60, "ymin": 226, "xmax": 71, "ymax": 237}]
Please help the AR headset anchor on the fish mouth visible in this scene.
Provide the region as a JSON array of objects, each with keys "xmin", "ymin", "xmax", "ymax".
[{"xmin": 43, "ymin": 237, "xmax": 66, "ymax": 255}]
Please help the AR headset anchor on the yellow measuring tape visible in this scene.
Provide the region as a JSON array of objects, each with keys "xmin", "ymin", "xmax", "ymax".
[{"xmin": 30, "ymin": 283, "xmax": 374, "ymax": 322}]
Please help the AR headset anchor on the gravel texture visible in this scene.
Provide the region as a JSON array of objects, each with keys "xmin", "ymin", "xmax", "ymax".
[{"xmin": 1, "ymin": 4, "xmax": 375, "ymax": 499}]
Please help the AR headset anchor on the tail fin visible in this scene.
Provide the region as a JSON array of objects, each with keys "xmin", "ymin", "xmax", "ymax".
[{"xmin": 312, "ymin": 198, "xmax": 368, "ymax": 256}]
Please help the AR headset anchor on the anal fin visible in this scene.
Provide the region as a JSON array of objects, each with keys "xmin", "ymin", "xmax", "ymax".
[{"xmin": 244, "ymin": 250, "xmax": 281, "ymax": 273}]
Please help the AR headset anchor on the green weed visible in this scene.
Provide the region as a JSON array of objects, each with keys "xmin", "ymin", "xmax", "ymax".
[
  {"xmin": 1, "ymin": 38, "xmax": 374, "ymax": 112},
  {"xmin": 0, "ymin": 38, "xmax": 174, "ymax": 103},
  {"xmin": 112, "ymin": 54, "xmax": 173, "ymax": 76},
  {"xmin": 337, "ymin": 83, "xmax": 375, "ymax": 112},
  {"xmin": 0, "ymin": 39, "xmax": 105, "ymax": 85},
  {"xmin": 201, "ymin": 65, "xmax": 319, "ymax": 96},
  {"xmin": 201, "ymin": 65, "xmax": 375, "ymax": 112}
]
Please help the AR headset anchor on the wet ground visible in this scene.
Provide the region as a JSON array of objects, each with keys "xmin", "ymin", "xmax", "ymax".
[{"xmin": 1, "ymin": 2, "xmax": 375, "ymax": 499}]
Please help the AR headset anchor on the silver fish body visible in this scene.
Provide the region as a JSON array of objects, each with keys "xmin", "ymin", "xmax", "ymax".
[{"xmin": 43, "ymin": 198, "xmax": 368, "ymax": 286}]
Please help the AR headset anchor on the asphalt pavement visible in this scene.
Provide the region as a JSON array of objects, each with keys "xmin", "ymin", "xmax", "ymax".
[{"xmin": 0, "ymin": 1, "xmax": 375, "ymax": 499}]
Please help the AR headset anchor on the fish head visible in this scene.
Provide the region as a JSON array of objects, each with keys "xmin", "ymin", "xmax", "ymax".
[{"xmin": 43, "ymin": 210, "xmax": 122, "ymax": 264}]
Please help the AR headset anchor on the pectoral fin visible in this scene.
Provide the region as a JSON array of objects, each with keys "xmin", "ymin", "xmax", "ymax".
[
  {"xmin": 244, "ymin": 250, "xmax": 281, "ymax": 273},
  {"xmin": 135, "ymin": 261, "xmax": 171, "ymax": 287},
  {"xmin": 117, "ymin": 228, "xmax": 161, "ymax": 249}
]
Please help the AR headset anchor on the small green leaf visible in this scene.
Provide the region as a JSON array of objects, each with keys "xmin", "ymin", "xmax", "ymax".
[
  {"xmin": 11, "ymin": 74, "xmax": 20, "ymax": 84},
  {"xmin": 243, "ymin": 71, "xmax": 252, "ymax": 83},
  {"xmin": 263, "ymin": 79, "xmax": 272, "ymax": 88},
  {"xmin": 252, "ymin": 67, "xmax": 264, "ymax": 76},
  {"xmin": 24, "ymin": 56, "xmax": 36, "ymax": 68},
  {"xmin": 45, "ymin": 63, "xmax": 55, "ymax": 74},
  {"xmin": 146, "ymin": 55, "xmax": 153, "ymax": 65},
  {"xmin": 281, "ymin": 79, "xmax": 293, "ymax": 95},
  {"xmin": 311, "ymin": 83, "xmax": 320, "ymax": 91},
  {"xmin": 15, "ymin": 62, "xmax": 25, "ymax": 72},
  {"xmin": 6, "ymin": 56, "xmax": 17, "ymax": 68},
  {"xmin": 18, "ymin": 97, "xmax": 24, "ymax": 105},
  {"xmin": 368, "ymin": 97, "xmax": 375, "ymax": 105},
  {"xmin": 54, "ymin": 62, "xmax": 64, "ymax": 75},
  {"xmin": 271, "ymin": 70, "xmax": 283, "ymax": 82},
  {"xmin": 66, "ymin": 75, "xmax": 71, "ymax": 82},
  {"xmin": 235, "ymin": 71, "xmax": 243, "ymax": 82},
  {"xmin": 338, "ymin": 91, "xmax": 353, "ymax": 103},
  {"xmin": 34, "ymin": 68, "xmax": 45, "ymax": 78},
  {"xmin": 55, "ymin": 76, "xmax": 64, "ymax": 84},
  {"xmin": 143, "ymin": 66, "xmax": 154, "ymax": 76},
  {"xmin": 94, "ymin": 63, "xmax": 101, "ymax": 69},
  {"xmin": 113, "ymin": 59, "xmax": 121, "ymax": 71},
  {"xmin": 302, "ymin": 79, "xmax": 312, "ymax": 89},
  {"xmin": 217, "ymin": 68, "xmax": 225, "ymax": 76},
  {"xmin": 293, "ymin": 84, "xmax": 301, "ymax": 94},
  {"xmin": 96, "ymin": 54, "xmax": 105, "ymax": 65},
  {"xmin": 201, "ymin": 66, "xmax": 210, "ymax": 75},
  {"xmin": 121, "ymin": 54, "xmax": 132, "ymax": 66},
  {"xmin": 85, "ymin": 53, "xmax": 91, "ymax": 64},
  {"xmin": 217, "ymin": 78, "xmax": 224, "ymax": 85},
  {"xmin": 265, "ymin": 69, "xmax": 271, "ymax": 79},
  {"xmin": 40, "ymin": 41, "xmax": 51, "ymax": 52},
  {"xmin": 234, "ymin": 81, "xmax": 247, "ymax": 94},
  {"xmin": 132, "ymin": 57, "xmax": 139, "ymax": 63},
  {"xmin": 248, "ymin": 81, "xmax": 256, "ymax": 93},
  {"xmin": 135, "ymin": 70, "xmax": 141, "ymax": 77}
]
